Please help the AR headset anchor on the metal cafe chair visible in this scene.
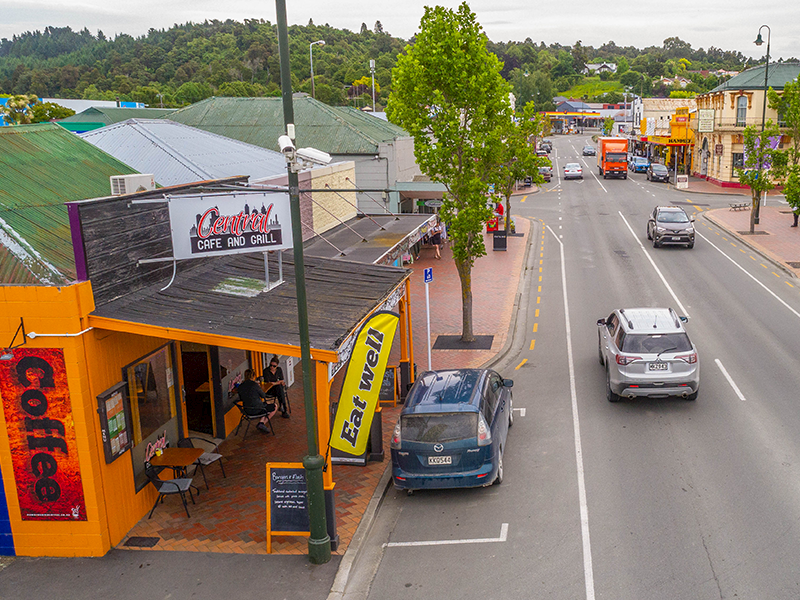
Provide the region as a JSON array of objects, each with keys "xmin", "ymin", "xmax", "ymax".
[
  {"xmin": 233, "ymin": 400, "xmax": 274, "ymax": 440},
  {"xmin": 177, "ymin": 437, "xmax": 226, "ymax": 490},
  {"xmin": 144, "ymin": 462, "xmax": 195, "ymax": 518}
]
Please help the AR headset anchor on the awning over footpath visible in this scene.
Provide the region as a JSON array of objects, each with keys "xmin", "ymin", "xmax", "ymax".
[
  {"xmin": 304, "ymin": 214, "xmax": 435, "ymax": 265},
  {"xmin": 88, "ymin": 252, "xmax": 408, "ymax": 363}
]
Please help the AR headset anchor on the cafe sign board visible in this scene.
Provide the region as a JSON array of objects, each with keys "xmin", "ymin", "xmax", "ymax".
[{"xmin": 167, "ymin": 191, "xmax": 293, "ymax": 260}]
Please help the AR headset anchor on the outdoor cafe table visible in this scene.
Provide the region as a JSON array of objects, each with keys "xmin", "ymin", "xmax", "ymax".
[{"xmin": 149, "ymin": 447, "xmax": 204, "ymax": 479}]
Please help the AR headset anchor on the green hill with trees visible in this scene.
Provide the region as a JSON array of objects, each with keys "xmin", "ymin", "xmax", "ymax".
[{"xmin": 0, "ymin": 20, "xmax": 776, "ymax": 110}]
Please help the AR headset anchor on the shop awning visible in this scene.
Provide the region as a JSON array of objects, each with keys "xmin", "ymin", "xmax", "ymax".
[
  {"xmin": 393, "ymin": 181, "xmax": 447, "ymax": 200},
  {"xmin": 304, "ymin": 214, "xmax": 435, "ymax": 265},
  {"xmin": 89, "ymin": 251, "xmax": 409, "ymax": 362}
]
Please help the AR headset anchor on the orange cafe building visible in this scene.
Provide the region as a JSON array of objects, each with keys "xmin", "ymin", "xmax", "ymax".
[{"xmin": 0, "ymin": 182, "xmax": 416, "ymax": 557}]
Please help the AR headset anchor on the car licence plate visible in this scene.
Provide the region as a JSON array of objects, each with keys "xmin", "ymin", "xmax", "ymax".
[
  {"xmin": 649, "ymin": 362, "xmax": 668, "ymax": 371},
  {"xmin": 428, "ymin": 455, "xmax": 452, "ymax": 465},
  {"xmin": 672, "ymin": 236, "xmax": 681, "ymax": 241}
]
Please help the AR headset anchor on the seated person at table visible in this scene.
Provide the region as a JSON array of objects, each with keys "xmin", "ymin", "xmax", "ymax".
[
  {"xmin": 263, "ymin": 355, "xmax": 290, "ymax": 418},
  {"xmin": 237, "ymin": 369, "xmax": 277, "ymax": 433}
]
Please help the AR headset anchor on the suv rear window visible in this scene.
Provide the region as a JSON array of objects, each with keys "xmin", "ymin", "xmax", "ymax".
[
  {"xmin": 618, "ymin": 332, "xmax": 692, "ymax": 354},
  {"xmin": 401, "ymin": 413, "xmax": 478, "ymax": 443}
]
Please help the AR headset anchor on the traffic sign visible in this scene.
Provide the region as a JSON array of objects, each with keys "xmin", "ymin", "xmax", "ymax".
[{"xmin": 424, "ymin": 267, "xmax": 433, "ymax": 283}]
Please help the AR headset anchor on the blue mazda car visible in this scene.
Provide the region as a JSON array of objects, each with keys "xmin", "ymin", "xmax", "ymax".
[{"xmin": 390, "ymin": 369, "xmax": 513, "ymax": 493}]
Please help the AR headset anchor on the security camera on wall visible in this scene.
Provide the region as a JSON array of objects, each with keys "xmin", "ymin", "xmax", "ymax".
[{"xmin": 278, "ymin": 135, "xmax": 295, "ymax": 155}]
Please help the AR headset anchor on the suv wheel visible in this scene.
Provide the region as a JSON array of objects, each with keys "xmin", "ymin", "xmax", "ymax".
[
  {"xmin": 494, "ymin": 450, "xmax": 504, "ymax": 485},
  {"xmin": 606, "ymin": 369, "xmax": 621, "ymax": 403}
]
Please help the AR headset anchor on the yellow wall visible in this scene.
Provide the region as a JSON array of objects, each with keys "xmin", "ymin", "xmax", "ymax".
[{"xmin": 0, "ymin": 282, "xmax": 172, "ymax": 556}]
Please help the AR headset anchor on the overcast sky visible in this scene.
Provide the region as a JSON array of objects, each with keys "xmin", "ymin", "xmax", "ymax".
[{"xmin": 1, "ymin": 0, "xmax": 798, "ymax": 62}]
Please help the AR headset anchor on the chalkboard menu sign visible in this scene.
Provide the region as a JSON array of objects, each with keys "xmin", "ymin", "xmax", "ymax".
[
  {"xmin": 379, "ymin": 366, "xmax": 397, "ymax": 405},
  {"xmin": 266, "ymin": 463, "xmax": 310, "ymax": 552},
  {"xmin": 96, "ymin": 382, "xmax": 132, "ymax": 464}
]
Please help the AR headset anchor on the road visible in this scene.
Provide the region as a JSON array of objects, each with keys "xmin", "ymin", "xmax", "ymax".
[{"xmin": 342, "ymin": 133, "xmax": 800, "ymax": 600}]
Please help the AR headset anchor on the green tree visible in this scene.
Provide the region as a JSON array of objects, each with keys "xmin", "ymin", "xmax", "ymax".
[
  {"xmin": 388, "ymin": 2, "xmax": 512, "ymax": 342},
  {"xmin": 31, "ymin": 101, "xmax": 75, "ymax": 122},
  {"xmin": 0, "ymin": 94, "xmax": 37, "ymax": 124},
  {"xmin": 492, "ymin": 103, "xmax": 547, "ymax": 234},
  {"xmin": 735, "ymin": 122, "xmax": 786, "ymax": 233},
  {"xmin": 769, "ymin": 81, "xmax": 800, "ymax": 214},
  {"xmin": 603, "ymin": 116, "xmax": 615, "ymax": 135}
]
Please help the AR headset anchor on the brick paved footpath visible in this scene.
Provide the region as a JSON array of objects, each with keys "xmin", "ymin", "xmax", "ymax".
[{"xmin": 119, "ymin": 217, "xmax": 533, "ymax": 557}]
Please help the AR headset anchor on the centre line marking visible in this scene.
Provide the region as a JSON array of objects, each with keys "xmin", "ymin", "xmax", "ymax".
[
  {"xmin": 530, "ymin": 339, "xmax": 536, "ymax": 350},
  {"xmin": 384, "ymin": 523, "xmax": 509, "ymax": 548},
  {"xmin": 515, "ymin": 359, "xmax": 527, "ymax": 370},
  {"xmin": 715, "ymin": 359, "xmax": 747, "ymax": 401},
  {"xmin": 546, "ymin": 223, "xmax": 596, "ymax": 600},
  {"xmin": 533, "ymin": 323, "xmax": 538, "ymax": 332},
  {"xmin": 618, "ymin": 212, "xmax": 689, "ymax": 316}
]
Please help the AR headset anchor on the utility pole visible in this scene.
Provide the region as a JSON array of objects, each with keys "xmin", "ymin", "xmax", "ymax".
[{"xmin": 276, "ymin": 0, "xmax": 331, "ymax": 565}]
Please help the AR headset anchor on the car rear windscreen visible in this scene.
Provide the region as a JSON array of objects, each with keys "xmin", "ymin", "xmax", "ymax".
[
  {"xmin": 619, "ymin": 332, "xmax": 693, "ymax": 354},
  {"xmin": 401, "ymin": 413, "xmax": 478, "ymax": 443}
]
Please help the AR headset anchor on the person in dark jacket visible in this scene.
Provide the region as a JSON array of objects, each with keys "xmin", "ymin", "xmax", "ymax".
[
  {"xmin": 263, "ymin": 356, "xmax": 290, "ymax": 418},
  {"xmin": 237, "ymin": 369, "xmax": 276, "ymax": 432}
]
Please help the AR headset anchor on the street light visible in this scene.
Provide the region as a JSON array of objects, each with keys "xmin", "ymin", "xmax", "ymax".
[
  {"xmin": 309, "ymin": 40, "xmax": 325, "ymax": 99},
  {"xmin": 753, "ymin": 25, "xmax": 771, "ymax": 224}
]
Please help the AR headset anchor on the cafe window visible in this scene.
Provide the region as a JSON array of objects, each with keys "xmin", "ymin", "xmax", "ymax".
[
  {"xmin": 125, "ymin": 343, "xmax": 180, "ymax": 489},
  {"xmin": 736, "ymin": 96, "xmax": 747, "ymax": 127}
]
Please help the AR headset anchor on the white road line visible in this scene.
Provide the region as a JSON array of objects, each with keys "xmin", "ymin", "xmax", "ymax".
[
  {"xmin": 513, "ymin": 407, "xmax": 527, "ymax": 417},
  {"xmin": 715, "ymin": 359, "xmax": 747, "ymax": 401},
  {"xmin": 547, "ymin": 224, "xmax": 596, "ymax": 600},
  {"xmin": 618, "ymin": 211, "xmax": 690, "ymax": 317},
  {"xmin": 384, "ymin": 523, "xmax": 508, "ymax": 548},
  {"xmin": 697, "ymin": 231, "xmax": 800, "ymax": 320},
  {"xmin": 588, "ymin": 165, "xmax": 607, "ymax": 193}
]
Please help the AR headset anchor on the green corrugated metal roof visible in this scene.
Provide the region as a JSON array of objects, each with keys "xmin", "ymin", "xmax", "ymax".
[
  {"xmin": 59, "ymin": 107, "xmax": 177, "ymax": 125},
  {"xmin": 166, "ymin": 96, "xmax": 411, "ymax": 155},
  {"xmin": 710, "ymin": 63, "xmax": 800, "ymax": 92},
  {"xmin": 0, "ymin": 122, "xmax": 137, "ymax": 285}
]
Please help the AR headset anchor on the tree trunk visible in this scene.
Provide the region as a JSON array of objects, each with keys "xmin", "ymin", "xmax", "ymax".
[
  {"xmin": 455, "ymin": 256, "xmax": 475, "ymax": 342},
  {"xmin": 750, "ymin": 188, "xmax": 759, "ymax": 234}
]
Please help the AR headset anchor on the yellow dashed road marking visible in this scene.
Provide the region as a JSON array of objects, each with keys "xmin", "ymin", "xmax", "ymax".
[
  {"xmin": 535, "ymin": 309, "xmax": 539, "ymax": 317},
  {"xmin": 539, "ymin": 275, "xmax": 542, "ymax": 282},
  {"xmin": 533, "ymin": 323, "xmax": 538, "ymax": 333},
  {"xmin": 520, "ymin": 195, "xmax": 528, "ymax": 203},
  {"xmin": 787, "ymin": 281, "xmax": 795, "ymax": 288},
  {"xmin": 530, "ymin": 339, "xmax": 536, "ymax": 350},
  {"xmin": 538, "ymin": 286, "xmax": 542, "ymax": 292},
  {"xmin": 536, "ymin": 297, "xmax": 541, "ymax": 304},
  {"xmin": 515, "ymin": 359, "xmax": 527, "ymax": 370},
  {"xmin": 761, "ymin": 263, "xmax": 768, "ymax": 268},
  {"xmin": 773, "ymin": 272, "xmax": 780, "ymax": 278}
]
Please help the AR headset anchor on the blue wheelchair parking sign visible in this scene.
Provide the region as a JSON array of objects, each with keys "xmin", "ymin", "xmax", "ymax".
[{"xmin": 424, "ymin": 267, "xmax": 433, "ymax": 283}]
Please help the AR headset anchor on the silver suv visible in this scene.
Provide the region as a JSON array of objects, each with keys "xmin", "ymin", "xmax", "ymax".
[
  {"xmin": 647, "ymin": 206, "xmax": 695, "ymax": 248},
  {"xmin": 597, "ymin": 308, "xmax": 699, "ymax": 402}
]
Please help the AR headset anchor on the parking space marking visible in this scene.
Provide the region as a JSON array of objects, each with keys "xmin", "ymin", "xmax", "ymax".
[
  {"xmin": 715, "ymin": 359, "xmax": 747, "ymax": 401},
  {"xmin": 515, "ymin": 359, "xmax": 527, "ymax": 370},
  {"xmin": 384, "ymin": 523, "xmax": 509, "ymax": 548},
  {"xmin": 513, "ymin": 408, "xmax": 526, "ymax": 417}
]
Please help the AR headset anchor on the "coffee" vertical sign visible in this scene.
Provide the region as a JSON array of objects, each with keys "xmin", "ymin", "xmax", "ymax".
[{"xmin": 0, "ymin": 348, "xmax": 87, "ymax": 521}]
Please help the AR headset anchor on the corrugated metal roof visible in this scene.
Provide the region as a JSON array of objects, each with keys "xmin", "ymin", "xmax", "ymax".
[
  {"xmin": 0, "ymin": 122, "xmax": 137, "ymax": 285},
  {"xmin": 59, "ymin": 107, "xmax": 177, "ymax": 125},
  {"xmin": 80, "ymin": 119, "xmax": 287, "ymax": 187},
  {"xmin": 642, "ymin": 98, "xmax": 697, "ymax": 112},
  {"xmin": 710, "ymin": 63, "xmax": 800, "ymax": 93},
  {"xmin": 166, "ymin": 97, "xmax": 411, "ymax": 155}
]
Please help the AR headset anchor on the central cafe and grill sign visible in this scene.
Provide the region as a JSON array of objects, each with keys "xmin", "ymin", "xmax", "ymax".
[{"xmin": 167, "ymin": 191, "xmax": 294, "ymax": 260}]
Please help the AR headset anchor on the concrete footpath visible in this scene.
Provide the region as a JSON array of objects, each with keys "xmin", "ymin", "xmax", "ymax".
[{"xmin": 0, "ymin": 208, "xmax": 536, "ymax": 600}]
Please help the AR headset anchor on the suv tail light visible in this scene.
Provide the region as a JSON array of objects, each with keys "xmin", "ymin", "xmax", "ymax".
[
  {"xmin": 676, "ymin": 352, "xmax": 697, "ymax": 364},
  {"xmin": 390, "ymin": 422, "xmax": 401, "ymax": 449},
  {"xmin": 477, "ymin": 414, "xmax": 492, "ymax": 446},
  {"xmin": 616, "ymin": 354, "xmax": 641, "ymax": 365}
]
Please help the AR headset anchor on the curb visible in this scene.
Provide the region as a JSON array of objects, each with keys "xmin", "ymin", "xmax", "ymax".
[
  {"xmin": 327, "ymin": 465, "xmax": 393, "ymax": 600},
  {"xmin": 702, "ymin": 209, "xmax": 797, "ymax": 279}
]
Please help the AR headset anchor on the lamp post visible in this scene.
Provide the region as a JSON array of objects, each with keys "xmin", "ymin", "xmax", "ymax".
[
  {"xmin": 278, "ymin": 1, "xmax": 331, "ymax": 564},
  {"xmin": 753, "ymin": 25, "xmax": 771, "ymax": 224},
  {"xmin": 309, "ymin": 40, "xmax": 325, "ymax": 99}
]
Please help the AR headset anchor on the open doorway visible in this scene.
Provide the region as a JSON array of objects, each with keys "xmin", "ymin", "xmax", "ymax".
[{"xmin": 181, "ymin": 343, "xmax": 213, "ymax": 434}]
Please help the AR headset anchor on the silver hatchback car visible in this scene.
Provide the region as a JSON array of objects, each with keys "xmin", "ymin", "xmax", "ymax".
[{"xmin": 597, "ymin": 308, "xmax": 699, "ymax": 402}]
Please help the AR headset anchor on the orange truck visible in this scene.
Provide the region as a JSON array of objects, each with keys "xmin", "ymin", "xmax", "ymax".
[{"xmin": 597, "ymin": 137, "xmax": 628, "ymax": 179}]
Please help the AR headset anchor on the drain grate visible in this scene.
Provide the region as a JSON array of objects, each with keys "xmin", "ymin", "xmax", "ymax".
[{"xmin": 124, "ymin": 536, "xmax": 160, "ymax": 548}]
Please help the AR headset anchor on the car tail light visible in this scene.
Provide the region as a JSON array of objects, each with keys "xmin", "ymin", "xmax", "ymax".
[
  {"xmin": 477, "ymin": 413, "xmax": 492, "ymax": 446},
  {"xmin": 616, "ymin": 354, "xmax": 641, "ymax": 365},
  {"xmin": 676, "ymin": 353, "xmax": 697, "ymax": 364},
  {"xmin": 390, "ymin": 422, "xmax": 402, "ymax": 449}
]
